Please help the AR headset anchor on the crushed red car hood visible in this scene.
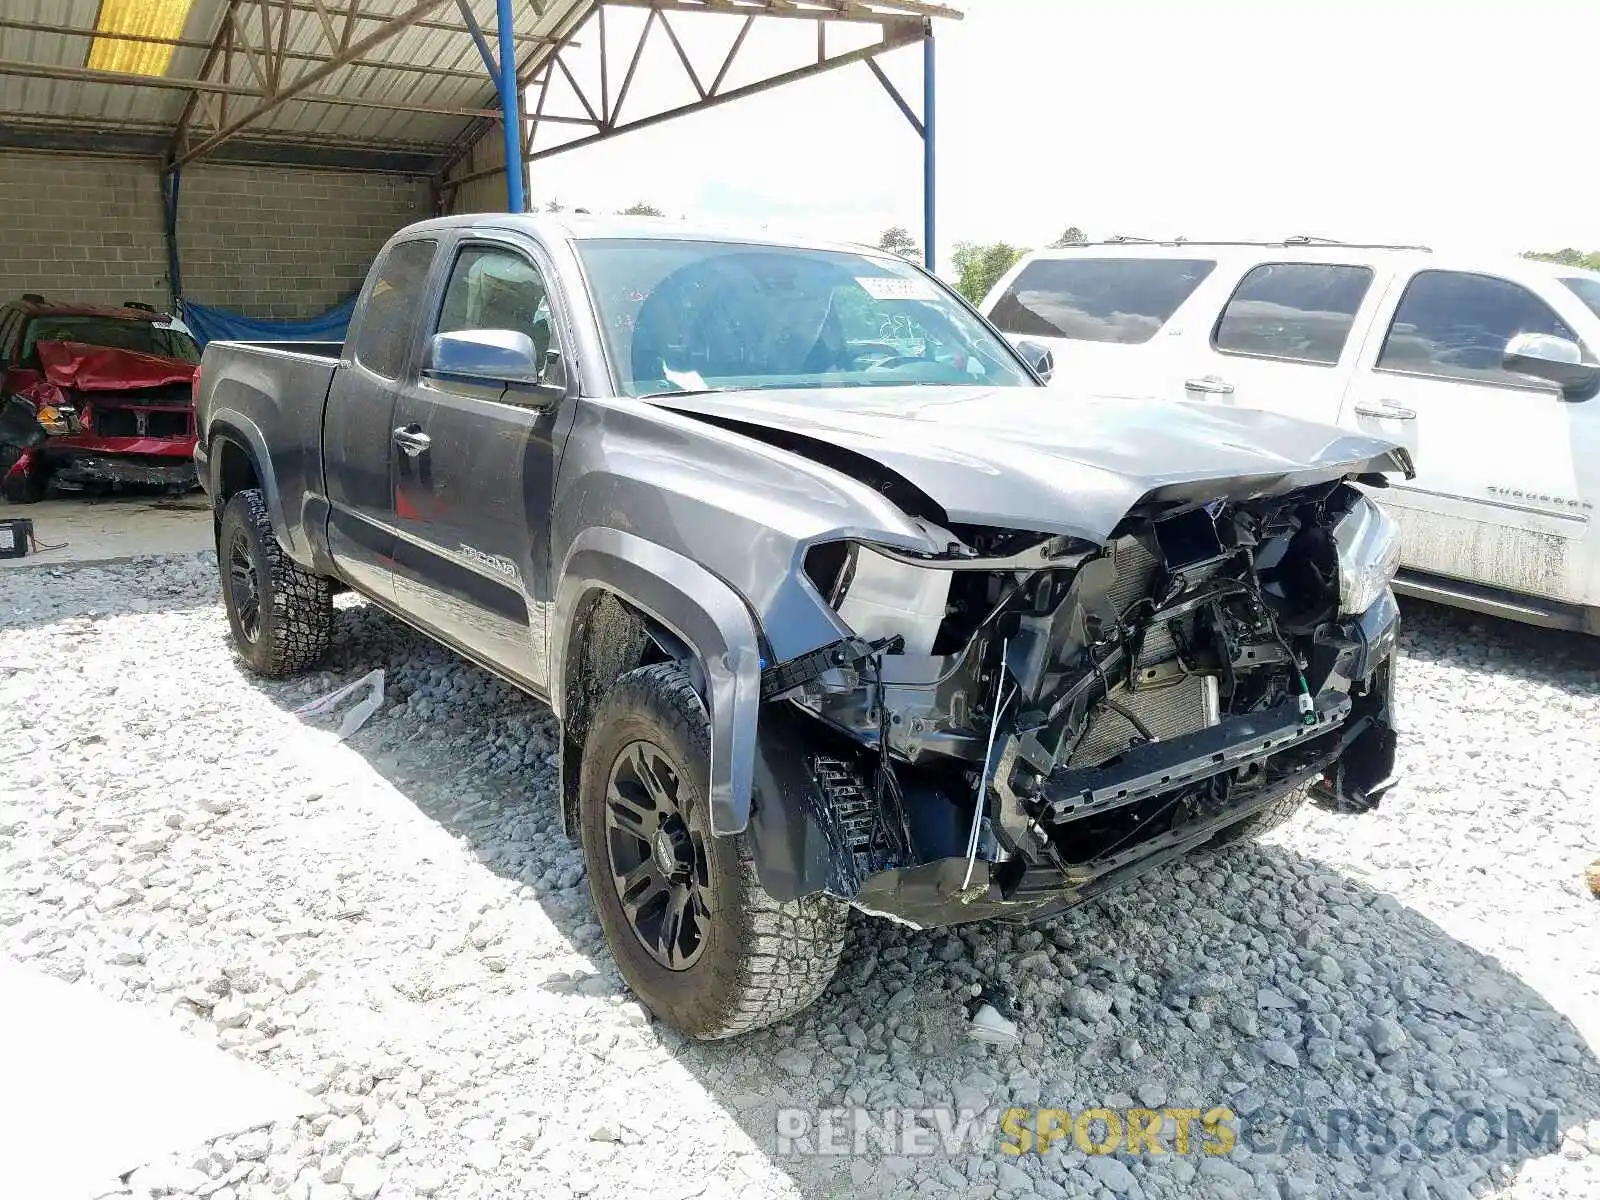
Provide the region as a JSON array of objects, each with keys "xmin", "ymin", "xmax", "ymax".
[{"xmin": 36, "ymin": 340, "xmax": 198, "ymax": 392}]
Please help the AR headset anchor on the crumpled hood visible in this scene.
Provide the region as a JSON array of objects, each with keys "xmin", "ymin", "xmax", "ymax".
[
  {"xmin": 36, "ymin": 341, "xmax": 198, "ymax": 392},
  {"xmin": 653, "ymin": 386, "xmax": 1414, "ymax": 543}
]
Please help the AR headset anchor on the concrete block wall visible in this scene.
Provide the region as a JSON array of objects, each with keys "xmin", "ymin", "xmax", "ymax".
[
  {"xmin": 0, "ymin": 152, "xmax": 171, "ymax": 308},
  {"xmin": 177, "ymin": 166, "xmax": 432, "ymax": 318},
  {"xmin": 0, "ymin": 151, "xmax": 433, "ymax": 318}
]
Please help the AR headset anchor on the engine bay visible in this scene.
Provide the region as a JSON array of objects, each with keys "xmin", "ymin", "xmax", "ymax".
[{"xmin": 758, "ymin": 479, "xmax": 1402, "ymax": 926}]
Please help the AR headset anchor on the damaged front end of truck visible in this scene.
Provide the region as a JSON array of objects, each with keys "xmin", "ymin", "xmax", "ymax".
[{"xmin": 746, "ymin": 466, "xmax": 1410, "ymax": 930}]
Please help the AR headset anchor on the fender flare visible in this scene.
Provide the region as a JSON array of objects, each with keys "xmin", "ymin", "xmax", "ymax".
[
  {"xmin": 552, "ymin": 528, "xmax": 764, "ymax": 836},
  {"xmin": 205, "ymin": 411, "xmax": 291, "ymax": 549}
]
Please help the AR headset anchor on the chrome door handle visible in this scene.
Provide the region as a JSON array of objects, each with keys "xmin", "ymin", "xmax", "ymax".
[
  {"xmin": 392, "ymin": 425, "xmax": 431, "ymax": 456},
  {"xmin": 1184, "ymin": 376, "xmax": 1235, "ymax": 395},
  {"xmin": 1353, "ymin": 400, "xmax": 1417, "ymax": 421}
]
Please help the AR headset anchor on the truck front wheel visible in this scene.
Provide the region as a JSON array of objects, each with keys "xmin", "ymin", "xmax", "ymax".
[
  {"xmin": 218, "ymin": 488, "xmax": 333, "ymax": 677},
  {"xmin": 579, "ymin": 662, "xmax": 848, "ymax": 1039},
  {"xmin": 1209, "ymin": 783, "xmax": 1309, "ymax": 847}
]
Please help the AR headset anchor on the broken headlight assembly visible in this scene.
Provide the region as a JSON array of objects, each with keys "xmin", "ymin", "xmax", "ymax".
[
  {"xmin": 35, "ymin": 405, "xmax": 80, "ymax": 436},
  {"xmin": 1332, "ymin": 494, "xmax": 1401, "ymax": 616}
]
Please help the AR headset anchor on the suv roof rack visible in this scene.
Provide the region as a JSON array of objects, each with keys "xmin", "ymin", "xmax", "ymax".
[{"xmin": 1092, "ymin": 234, "xmax": 1433, "ymax": 252}]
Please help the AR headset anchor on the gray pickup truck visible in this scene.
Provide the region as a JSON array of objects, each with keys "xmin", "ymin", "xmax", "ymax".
[{"xmin": 195, "ymin": 214, "xmax": 1411, "ymax": 1039}]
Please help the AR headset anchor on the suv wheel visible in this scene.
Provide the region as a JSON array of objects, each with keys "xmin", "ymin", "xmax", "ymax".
[
  {"xmin": 579, "ymin": 662, "xmax": 848, "ymax": 1039},
  {"xmin": 218, "ymin": 488, "xmax": 333, "ymax": 677}
]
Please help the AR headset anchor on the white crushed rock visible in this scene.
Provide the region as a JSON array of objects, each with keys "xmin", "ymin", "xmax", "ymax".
[{"xmin": 1, "ymin": 554, "xmax": 1598, "ymax": 1200}]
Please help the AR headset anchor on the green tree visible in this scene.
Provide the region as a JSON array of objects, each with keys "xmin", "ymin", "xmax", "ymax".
[
  {"xmin": 950, "ymin": 241, "xmax": 1027, "ymax": 304},
  {"xmin": 1049, "ymin": 225, "xmax": 1087, "ymax": 248},
  {"xmin": 543, "ymin": 199, "xmax": 564, "ymax": 213},
  {"xmin": 876, "ymin": 225, "xmax": 922, "ymax": 262},
  {"xmin": 1524, "ymin": 248, "xmax": 1600, "ymax": 270},
  {"xmin": 620, "ymin": 202, "xmax": 664, "ymax": 217}
]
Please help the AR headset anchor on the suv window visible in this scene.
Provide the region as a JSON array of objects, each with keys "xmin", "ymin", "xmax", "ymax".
[
  {"xmin": 1559, "ymin": 275, "xmax": 1600, "ymax": 322},
  {"xmin": 353, "ymin": 239, "xmax": 436, "ymax": 380},
  {"xmin": 987, "ymin": 257, "xmax": 1216, "ymax": 345},
  {"xmin": 1378, "ymin": 270, "xmax": 1580, "ymax": 386},
  {"xmin": 1213, "ymin": 263, "xmax": 1373, "ymax": 365},
  {"xmin": 436, "ymin": 244, "xmax": 564, "ymax": 391}
]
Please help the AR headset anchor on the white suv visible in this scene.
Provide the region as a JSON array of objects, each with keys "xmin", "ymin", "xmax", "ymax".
[{"xmin": 981, "ymin": 239, "xmax": 1600, "ymax": 634}]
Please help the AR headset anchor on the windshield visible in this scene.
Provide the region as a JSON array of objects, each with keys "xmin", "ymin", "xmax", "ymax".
[
  {"xmin": 1560, "ymin": 276, "xmax": 1600, "ymax": 322},
  {"xmin": 575, "ymin": 238, "xmax": 1035, "ymax": 397},
  {"xmin": 21, "ymin": 315, "xmax": 201, "ymax": 365}
]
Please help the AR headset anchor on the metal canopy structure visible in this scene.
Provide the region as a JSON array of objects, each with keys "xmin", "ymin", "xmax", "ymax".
[{"xmin": 0, "ymin": 0, "xmax": 960, "ymax": 268}]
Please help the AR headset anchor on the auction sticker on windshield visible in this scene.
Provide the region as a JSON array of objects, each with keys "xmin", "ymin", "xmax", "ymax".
[{"xmin": 856, "ymin": 276, "xmax": 938, "ymax": 301}]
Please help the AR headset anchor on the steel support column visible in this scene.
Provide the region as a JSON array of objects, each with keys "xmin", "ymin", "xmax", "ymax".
[
  {"xmin": 496, "ymin": 0, "xmax": 525, "ymax": 213},
  {"xmin": 922, "ymin": 23, "xmax": 935, "ymax": 272},
  {"xmin": 162, "ymin": 169, "xmax": 183, "ymax": 310}
]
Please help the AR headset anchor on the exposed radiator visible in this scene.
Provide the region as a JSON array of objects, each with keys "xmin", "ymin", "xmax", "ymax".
[
  {"xmin": 1069, "ymin": 536, "xmax": 1220, "ymax": 769},
  {"xmin": 1067, "ymin": 675, "xmax": 1218, "ymax": 768}
]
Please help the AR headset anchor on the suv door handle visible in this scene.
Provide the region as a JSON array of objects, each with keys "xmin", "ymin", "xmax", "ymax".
[
  {"xmin": 392, "ymin": 424, "xmax": 431, "ymax": 456},
  {"xmin": 1184, "ymin": 376, "xmax": 1235, "ymax": 395},
  {"xmin": 1353, "ymin": 400, "xmax": 1417, "ymax": 421}
]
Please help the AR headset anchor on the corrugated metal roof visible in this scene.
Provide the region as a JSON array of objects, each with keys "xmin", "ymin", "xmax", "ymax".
[{"xmin": 0, "ymin": 0, "xmax": 958, "ymax": 174}]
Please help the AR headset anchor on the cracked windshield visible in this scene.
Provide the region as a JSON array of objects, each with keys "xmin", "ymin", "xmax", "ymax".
[{"xmin": 576, "ymin": 238, "xmax": 1034, "ymax": 397}]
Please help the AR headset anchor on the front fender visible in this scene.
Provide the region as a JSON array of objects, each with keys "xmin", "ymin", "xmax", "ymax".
[{"xmin": 552, "ymin": 527, "xmax": 764, "ymax": 835}]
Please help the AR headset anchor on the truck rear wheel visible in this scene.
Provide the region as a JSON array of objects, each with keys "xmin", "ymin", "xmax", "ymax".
[
  {"xmin": 579, "ymin": 662, "xmax": 848, "ymax": 1039},
  {"xmin": 218, "ymin": 488, "xmax": 332, "ymax": 677}
]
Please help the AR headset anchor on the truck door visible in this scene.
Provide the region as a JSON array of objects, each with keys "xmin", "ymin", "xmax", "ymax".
[
  {"xmin": 323, "ymin": 237, "xmax": 437, "ymax": 602},
  {"xmin": 1337, "ymin": 268, "xmax": 1596, "ymax": 605},
  {"xmin": 1176, "ymin": 260, "xmax": 1377, "ymax": 422},
  {"xmin": 389, "ymin": 236, "xmax": 573, "ymax": 692}
]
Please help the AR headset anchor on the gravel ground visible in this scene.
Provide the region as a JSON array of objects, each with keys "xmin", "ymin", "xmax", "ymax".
[{"xmin": 2, "ymin": 554, "xmax": 1598, "ymax": 1200}]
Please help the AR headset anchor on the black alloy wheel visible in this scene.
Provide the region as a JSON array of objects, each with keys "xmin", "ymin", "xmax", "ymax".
[
  {"xmin": 227, "ymin": 526, "xmax": 262, "ymax": 643},
  {"xmin": 604, "ymin": 740, "xmax": 712, "ymax": 971}
]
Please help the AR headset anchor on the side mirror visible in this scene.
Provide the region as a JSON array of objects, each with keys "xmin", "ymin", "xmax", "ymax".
[
  {"xmin": 1502, "ymin": 332, "xmax": 1600, "ymax": 398},
  {"xmin": 1012, "ymin": 337, "xmax": 1055, "ymax": 382},
  {"xmin": 426, "ymin": 329, "xmax": 561, "ymax": 400}
]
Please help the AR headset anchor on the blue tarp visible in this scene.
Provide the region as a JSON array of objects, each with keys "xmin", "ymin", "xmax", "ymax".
[{"xmin": 180, "ymin": 295, "xmax": 357, "ymax": 347}]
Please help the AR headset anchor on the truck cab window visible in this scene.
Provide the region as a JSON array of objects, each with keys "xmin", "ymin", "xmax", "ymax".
[
  {"xmin": 1213, "ymin": 262, "xmax": 1373, "ymax": 365},
  {"xmin": 436, "ymin": 245, "xmax": 562, "ymax": 389},
  {"xmin": 353, "ymin": 239, "xmax": 436, "ymax": 380},
  {"xmin": 1377, "ymin": 269, "xmax": 1582, "ymax": 387}
]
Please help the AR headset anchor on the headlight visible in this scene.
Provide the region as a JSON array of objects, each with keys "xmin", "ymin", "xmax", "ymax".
[
  {"xmin": 35, "ymin": 405, "xmax": 78, "ymax": 435},
  {"xmin": 1333, "ymin": 495, "xmax": 1401, "ymax": 616}
]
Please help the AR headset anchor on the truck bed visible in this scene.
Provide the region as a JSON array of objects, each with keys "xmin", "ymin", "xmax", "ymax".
[{"xmin": 195, "ymin": 340, "xmax": 345, "ymax": 564}]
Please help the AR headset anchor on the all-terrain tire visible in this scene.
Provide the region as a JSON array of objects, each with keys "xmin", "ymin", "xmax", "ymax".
[
  {"xmin": 218, "ymin": 488, "xmax": 333, "ymax": 677},
  {"xmin": 579, "ymin": 662, "xmax": 848, "ymax": 1039},
  {"xmin": 1209, "ymin": 784, "xmax": 1310, "ymax": 847},
  {"xmin": 0, "ymin": 444, "xmax": 46, "ymax": 504}
]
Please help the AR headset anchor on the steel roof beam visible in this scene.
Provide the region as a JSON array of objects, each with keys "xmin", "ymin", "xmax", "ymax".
[
  {"xmin": 0, "ymin": 58, "xmax": 504, "ymax": 120},
  {"xmin": 0, "ymin": 17, "xmax": 484, "ymax": 79},
  {"xmin": 175, "ymin": 0, "xmax": 457, "ymax": 166},
  {"xmin": 598, "ymin": 0, "xmax": 961, "ymax": 25},
  {"xmin": 443, "ymin": 9, "xmax": 925, "ymax": 191}
]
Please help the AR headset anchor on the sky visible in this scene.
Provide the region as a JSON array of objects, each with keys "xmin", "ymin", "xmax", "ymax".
[{"xmin": 523, "ymin": 0, "xmax": 1600, "ymax": 272}]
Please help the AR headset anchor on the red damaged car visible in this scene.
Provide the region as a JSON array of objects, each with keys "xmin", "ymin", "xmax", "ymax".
[{"xmin": 0, "ymin": 298, "xmax": 202, "ymax": 503}]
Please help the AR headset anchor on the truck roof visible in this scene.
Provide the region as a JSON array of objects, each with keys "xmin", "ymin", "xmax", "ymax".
[{"xmin": 394, "ymin": 212, "xmax": 909, "ymax": 262}]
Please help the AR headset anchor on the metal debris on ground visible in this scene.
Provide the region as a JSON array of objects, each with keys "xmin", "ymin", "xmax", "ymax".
[
  {"xmin": 965, "ymin": 983, "xmax": 1022, "ymax": 1047},
  {"xmin": 293, "ymin": 669, "xmax": 385, "ymax": 740}
]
